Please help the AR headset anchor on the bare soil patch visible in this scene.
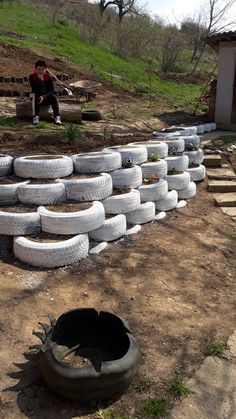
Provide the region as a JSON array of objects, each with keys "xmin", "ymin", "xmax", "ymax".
[
  {"xmin": 0, "ymin": 180, "xmax": 236, "ymax": 418},
  {"xmin": 46, "ymin": 202, "xmax": 92, "ymax": 212}
]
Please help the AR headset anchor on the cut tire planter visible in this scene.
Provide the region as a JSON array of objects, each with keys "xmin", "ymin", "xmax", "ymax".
[
  {"xmin": 139, "ymin": 179, "xmax": 168, "ymax": 202},
  {"xmin": 17, "ymin": 182, "xmax": 66, "ymax": 205},
  {"xmin": 102, "ymin": 189, "xmax": 140, "ymax": 214},
  {"xmin": 0, "ymin": 180, "xmax": 29, "ymax": 205},
  {"xmin": 104, "ymin": 146, "xmax": 148, "ymax": 165},
  {"xmin": 72, "ymin": 152, "xmax": 121, "ymax": 173},
  {"xmin": 128, "ymin": 141, "xmax": 168, "ymax": 158},
  {"xmin": 89, "ymin": 214, "xmax": 127, "ymax": 242},
  {"xmin": 163, "ymin": 138, "xmax": 185, "ymax": 153},
  {"xmin": 187, "ymin": 164, "xmax": 206, "ymax": 181},
  {"xmin": 126, "ymin": 202, "xmax": 155, "ymax": 225},
  {"xmin": 38, "ymin": 201, "xmax": 105, "ymax": 235},
  {"xmin": 196, "ymin": 125, "xmax": 205, "ymax": 134},
  {"xmin": 37, "ymin": 308, "xmax": 140, "ymax": 401},
  {"xmin": 82, "ymin": 109, "xmax": 103, "ymax": 121},
  {"xmin": 165, "ymin": 155, "xmax": 189, "ymax": 172},
  {"xmin": 203, "ymin": 123, "xmax": 211, "ymax": 132},
  {"xmin": 14, "ymin": 155, "xmax": 73, "ymax": 179},
  {"xmin": 155, "ymin": 190, "xmax": 178, "ymax": 211},
  {"xmin": 13, "ymin": 234, "xmax": 89, "ymax": 268},
  {"xmin": 183, "ymin": 149, "xmax": 204, "ymax": 165},
  {"xmin": 0, "ymin": 210, "xmax": 40, "ymax": 235},
  {"xmin": 178, "ymin": 181, "xmax": 196, "ymax": 199},
  {"xmin": 0, "ymin": 154, "xmax": 14, "ymax": 177},
  {"xmin": 141, "ymin": 160, "xmax": 167, "ymax": 179},
  {"xmin": 182, "ymin": 135, "xmax": 200, "ymax": 149},
  {"xmin": 57, "ymin": 173, "xmax": 112, "ymax": 202},
  {"xmin": 165, "ymin": 172, "xmax": 190, "ymax": 191},
  {"xmin": 110, "ymin": 166, "xmax": 142, "ymax": 189}
]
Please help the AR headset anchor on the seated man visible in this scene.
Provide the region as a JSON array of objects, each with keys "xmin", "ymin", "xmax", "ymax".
[{"xmin": 29, "ymin": 59, "xmax": 62, "ymax": 125}]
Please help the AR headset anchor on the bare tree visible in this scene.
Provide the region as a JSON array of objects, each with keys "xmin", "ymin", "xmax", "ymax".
[
  {"xmin": 190, "ymin": 0, "xmax": 236, "ymax": 75},
  {"xmin": 46, "ymin": 0, "xmax": 66, "ymax": 26},
  {"xmin": 181, "ymin": 15, "xmax": 206, "ymax": 63},
  {"xmin": 158, "ymin": 25, "xmax": 185, "ymax": 73},
  {"xmin": 98, "ymin": 0, "xmax": 138, "ymax": 22}
]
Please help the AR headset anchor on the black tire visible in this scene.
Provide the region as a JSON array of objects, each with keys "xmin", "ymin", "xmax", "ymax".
[
  {"xmin": 38, "ymin": 308, "xmax": 140, "ymax": 401},
  {"xmin": 82, "ymin": 110, "xmax": 103, "ymax": 121}
]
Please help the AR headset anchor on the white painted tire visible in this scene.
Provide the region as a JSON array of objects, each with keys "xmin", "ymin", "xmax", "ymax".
[
  {"xmin": 210, "ymin": 122, "xmax": 216, "ymax": 130},
  {"xmin": 110, "ymin": 166, "xmax": 142, "ymax": 188},
  {"xmin": 165, "ymin": 172, "xmax": 190, "ymax": 190},
  {"xmin": 155, "ymin": 190, "xmax": 178, "ymax": 211},
  {"xmin": 196, "ymin": 125, "xmax": 205, "ymax": 134},
  {"xmin": 165, "ymin": 155, "xmax": 189, "ymax": 171},
  {"xmin": 173, "ymin": 126, "xmax": 197, "ymax": 135},
  {"xmin": 38, "ymin": 201, "xmax": 105, "ymax": 235},
  {"xmin": 203, "ymin": 123, "xmax": 211, "ymax": 132},
  {"xmin": 104, "ymin": 146, "xmax": 147, "ymax": 164},
  {"xmin": 102, "ymin": 189, "xmax": 140, "ymax": 214},
  {"xmin": 17, "ymin": 182, "xmax": 66, "ymax": 205},
  {"xmin": 182, "ymin": 135, "xmax": 200, "ymax": 149},
  {"xmin": 128, "ymin": 141, "xmax": 168, "ymax": 158},
  {"xmin": 89, "ymin": 214, "xmax": 127, "ymax": 242},
  {"xmin": 187, "ymin": 164, "xmax": 206, "ymax": 181},
  {"xmin": 139, "ymin": 179, "xmax": 168, "ymax": 202},
  {"xmin": 164, "ymin": 138, "xmax": 185, "ymax": 153},
  {"xmin": 152, "ymin": 130, "xmax": 184, "ymax": 137},
  {"xmin": 14, "ymin": 155, "xmax": 73, "ymax": 179},
  {"xmin": 141, "ymin": 160, "xmax": 167, "ymax": 179},
  {"xmin": 0, "ymin": 211, "xmax": 41, "ymax": 235},
  {"xmin": 126, "ymin": 202, "xmax": 155, "ymax": 225},
  {"xmin": 13, "ymin": 234, "xmax": 89, "ymax": 268},
  {"xmin": 0, "ymin": 235, "xmax": 13, "ymax": 257},
  {"xmin": 72, "ymin": 151, "xmax": 121, "ymax": 173},
  {"xmin": 0, "ymin": 181, "xmax": 29, "ymax": 205},
  {"xmin": 178, "ymin": 181, "xmax": 196, "ymax": 199},
  {"xmin": 0, "ymin": 154, "xmax": 13, "ymax": 177},
  {"xmin": 184, "ymin": 149, "xmax": 204, "ymax": 165},
  {"xmin": 57, "ymin": 173, "xmax": 112, "ymax": 201}
]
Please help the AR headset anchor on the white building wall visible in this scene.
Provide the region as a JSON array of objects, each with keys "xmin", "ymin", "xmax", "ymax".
[{"xmin": 215, "ymin": 46, "xmax": 236, "ymax": 126}]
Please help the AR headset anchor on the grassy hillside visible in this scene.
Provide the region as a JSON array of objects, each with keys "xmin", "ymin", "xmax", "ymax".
[{"xmin": 0, "ymin": 1, "xmax": 207, "ymax": 112}]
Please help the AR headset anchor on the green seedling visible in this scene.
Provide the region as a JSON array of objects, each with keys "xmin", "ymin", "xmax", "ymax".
[
  {"xmin": 135, "ymin": 377, "xmax": 152, "ymax": 393},
  {"xmin": 143, "ymin": 398, "xmax": 169, "ymax": 417},
  {"xmin": 64, "ymin": 123, "xmax": 81, "ymax": 142},
  {"xmin": 167, "ymin": 373, "xmax": 191, "ymax": 399},
  {"xmin": 207, "ymin": 340, "xmax": 228, "ymax": 357}
]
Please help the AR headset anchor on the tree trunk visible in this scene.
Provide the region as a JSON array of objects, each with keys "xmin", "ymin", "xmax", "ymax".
[{"xmin": 16, "ymin": 101, "xmax": 82, "ymax": 123}]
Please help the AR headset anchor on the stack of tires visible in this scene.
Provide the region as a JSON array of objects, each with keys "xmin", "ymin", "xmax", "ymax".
[{"xmin": 0, "ymin": 127, "xmax": 207, "ymax": 268}]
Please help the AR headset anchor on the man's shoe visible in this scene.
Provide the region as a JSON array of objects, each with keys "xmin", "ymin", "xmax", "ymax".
[
  {"xmin": 33, "ymin": 116, "xmax": 39, "ymax": 125},
  {"xmin": 55, "ymin": 116, "xmax": 62, "ymax": 125}
]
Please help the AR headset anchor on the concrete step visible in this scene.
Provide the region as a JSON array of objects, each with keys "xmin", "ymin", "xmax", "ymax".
[
  {"xmin": 214, "ymin": 193, "xmax": 236, "ymax": 207},
  {"xmin": 220, "ymin": 207, "xmax": 236, "ymax": 217},
  {"xmin": 203, "ymin": 154, "xmax": 222, "ymax": 167},
  {"xmin": 207, "ymin": 168, "xmax": 236, "ymax": 180},
  {"xmin": 208, "ymin": 180, "xmax": 236, "ymax": 192}
]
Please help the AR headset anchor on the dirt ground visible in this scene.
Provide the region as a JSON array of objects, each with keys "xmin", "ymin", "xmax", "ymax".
[{"xmin": 0, "ymin": 179, "xmax": 236, "ymax": 419}]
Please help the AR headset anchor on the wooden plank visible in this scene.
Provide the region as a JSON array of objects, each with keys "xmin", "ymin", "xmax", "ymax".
[
  {"xmin": 203, "ymin": 155, "xmax": 222, "ymax": 167},
  {"xmin": 208, "ymin": 181, "xmax": 236, "ymax": 192},
  {"xmin": 207, "ymin": 168, "xmax": 236, "ymax": 180},
  {"xmin": 214, "ymin": 193, "xmax": 236, "ymax": 207}
]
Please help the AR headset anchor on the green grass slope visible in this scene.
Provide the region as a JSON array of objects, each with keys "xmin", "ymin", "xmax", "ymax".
[{"xmin": 0, "ymin": 1, "xmax": 207, "ymax": 112}]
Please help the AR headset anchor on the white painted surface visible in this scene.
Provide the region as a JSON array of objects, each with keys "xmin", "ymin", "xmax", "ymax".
[{"xmin": 215, "ymin": 46, "xmax": 236, "ymax": 126}]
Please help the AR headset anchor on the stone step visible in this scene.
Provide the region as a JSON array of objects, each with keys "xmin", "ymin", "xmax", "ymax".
[
  {"xmin": 203, "ymin": 154, "xmax": 222, "ymax": 167},
  {"xmin": 214, "ymin": 193, "xmax": 236, "ymax": 207},
  {"xmin": 207, "ymin": 168, "xmax": 236, "ymax": 180},
  {"xmin": 208, "ymin": 180, "xmax": 236, "ymax": 192},
  {"xmin": 220, "ymin": 207, "xmax": 236, "ymax": 217}
]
